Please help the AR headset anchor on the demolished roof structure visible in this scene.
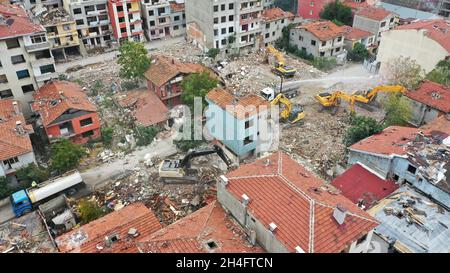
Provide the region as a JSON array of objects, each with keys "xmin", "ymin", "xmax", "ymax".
[
  {"xmin": 261, "ymin": 7, "xmax": 295, "ymax": 22},
  {"xmin": 137, "ymin": 201, "xmax": 264, "ymax": 253},
  {"xmin": 33, "ymin": 7, "xmax": 74, "ymax": 26},
  {"xmin": 368, "ymin": 185, "xmax": 450, "ymax": 253},
  {"xmin": 406, "ymin": 80, "xmax": 450, "ymax": 114},
  {"xmin": 0, "ymin": 3, "xmax": 45, "ymax": 39}
]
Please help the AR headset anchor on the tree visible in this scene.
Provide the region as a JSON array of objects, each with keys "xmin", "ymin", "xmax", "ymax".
[
  {"xmin": 50, "ymin": 139, "xmax": 87, "ymax": 174},
  {"xmin": 320, "ymin": 1, "xmax": 353, "ymax": 26},
  {"xmin": 312, "ymin": 57, "xmax": 338, "ymax": 71},
  {"xmin": 344, "ymin": 114, "xmax": 384, "ymax": 146},
  {"xmin": 347, "ymin": 42, "xmax": 370, "ymax": 62},
  {"xmin": 16, "ymin": 164, "xmax": 49, "ymax": 188},
  {"xmin": 78, "ymin": 199, "xmax": 105, "ymax": 224},
  {"xmin": 207, "ymin": 48, "xmax": 220, "ymax": 59},
  {"xmin": 0, "ymin": 177, "xmax": 15, "ymax": 199},
  {"xmin": 181, "ymin": 71, "xmax": 219, "ymax": 111},
  {"xmin": 426, "ymin": 59, "xmax": 450, "ymax": 87},
  {"xmin": 382, "ymin": 93, "xmax": 412, "ymax": 127},
  {"xmin": 101, "ymin": 127, "xmax": 114, "ymax": 147},
  {"xmin": 117, "ymin": 40, "xmax": 151, "ymax": 80},
  {"xmin": 275, "ymin": 24, "xmax": 295, "ymax": 50},
  {"xmin": 384, "ymin": 56, "xmax": 424, "ymax": 90},
  {"xmin": 274, "ymin": 0, "xmax": 296, "ymax": 13},
  {"xmin": 135, "ymin": 126, "xmax": 160, "ymax": 146}
]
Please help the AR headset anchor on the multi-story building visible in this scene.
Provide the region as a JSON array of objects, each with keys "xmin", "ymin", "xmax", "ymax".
[
  {"xmin": 262, "ymin": 0, "xmax": 274, "ymax": 8},
  {"xmin": 289, "ymin": 20, "xmax": 345, "ymax": 58},
  {"xmin": 261, "ymin": 7, "xmax": 297, "ymax": 47},
  {"xmin": 107, "ymin": 0, "xmax": 144, "ymax": 42},
  {"xmin": 342, "ymin": 25, "xmax": 376, "ymax": 53},
  {"xmin": 439, "ymin": 0, "xmax": 450, "ymax": 18},
  {"xmin": 352, "ymin": 6, "xmax": 398, "ymax": 45},
  {"xmin": 0, "ymin": 3, "xmax": 57, "ymax": 116},
  {"xmin": 140, "ymin": 0, "xmax": 186, "ymax": 41},
  {"xmin": 34, "ymin": 7, "xmax": 83, "ymax": 59},
  {"xmin": 19, "ymin": 0, "xmax": 62, "ymax": 11},
  {"xmin": 186, "ymin": 0, "xmax": 263, "ymax": 55},
  {"xmin": 62, "ymin": 0, "xmax": 113, "ymax": 49},
  {"xmin": 296, "ymin": 0, "xmax": 332, "ymax": 19}
]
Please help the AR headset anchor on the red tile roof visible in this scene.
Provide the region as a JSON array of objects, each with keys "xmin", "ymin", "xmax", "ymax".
[
  {"xmin": 356, "ymin": 6, "xmax": 392, "ymax": 21},
  {"xmin": 296, "ymin": 21, "xmax": 345, "ymax": 41},
  {"xmin": 395, "ymin": 20, "xmax": 450, "ymax": 52},
  {"xmin": 342, "ymin": 0, "xmax": 370, "ymax": 9},
  {"xmin": 224, "ymin": 152, "xmax": 379, "ymax": 253},
  {"xmin": 261, "ymin": 7, "xmax": 295, "ymax": 22},
  {"xmin": 56, "ymin": 203, "xmax": 162, "ymax": 253},
  {"xmin": 32, "ymin": 81, "xmax": 97, "ymax": 127},
  {"xmin": 144, "ymin": 55, "xmax": 213, "ymax": 87},
  {"xmin": 0, "ymin": 4, "xmax": 45, "ymax": 39},
  {"xmin": 0, "ymin": 100, "xmax": 33, "ymax": 161},
  {"xmin": 406, "ymin": 80, "xmax": 450, "ymax": 113},
  {"xmin": 331, "ymin": 163, "xmax": 399, "ymax": 209},
  {"xmin": 206, "ymin": 88, "xmax": 270, "ymax": 120},
  {"xmin": 137, "ymin": 201, "xmax": 263, "ymax": 253},
  {"xmin": 116, "ymin": 89, "xmax": 169, "ymax": 127},
  {"xmin": 349, "ymin": 126, "xmax": 419, "ymax": 156},
  {"xmin": 343, "ymin": 25, "xmax": 374, "ymax": 40}
]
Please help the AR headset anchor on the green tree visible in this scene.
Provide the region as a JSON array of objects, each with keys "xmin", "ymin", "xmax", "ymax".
[
  {"xmin": 320, "ymin": 1, "xmax": 353, "ymax": 26},
  {"xmin": 117, "ymin": 40, "xmax": 151, "ymax": 80},
  {"xmin": 0, "ymin": 177, "xmax": 15, "ymax": 199},
  {"xmin": 344, "ymin": 114, "xmax": 384, "ymax": 146},
  {"xmin": 16, "ymin": 164, "xmax": 49, "ymax": 188},
  {"xmin": 101, "ymin": 127, "xmax": 114, "ymax": 147},
  {"xmin": 384, "ymin": 56, "xmax": 424, "ymax": 90},
  {"xmin": 382, "ymin": 93, "xmax": 412, "ymax": 127},
  {"xmin": 135, "ymin": 126, "xmax": 160, "ymax": 146},
  {"xmin": 312, "ymin": 57, "xmax": 338, "ymax": 71},
  {"xmin": 426, "ymin": 59, "xmax": 450, "ymax": 87},
  {"xmin": 181, "ymin": 71, "xmax": 219, "ymax": 111},
  {"xmin": 274, "ymin": 0, "xmax": 296, "ymax": 13},
  {"xmin": 91, "ymin": 80, "xmax": 104, "ymax": 96},
  {"xmin": 275, "ymin": 24, "xmax": 295, "ymax": 50},
  {"xmin": 78, "ymin": 199, "xmax": 105, "ymax": 224},
  {"xmin": 207, "ymin": 48, "xmax": 220, "ymax": 59},
  {"xmin": 347, "ymin": 42, "xmax": 370, "ymax": 62},
  {"xmin": 50, "ymin": 139, "xmax": 87, "ymax": 174}
]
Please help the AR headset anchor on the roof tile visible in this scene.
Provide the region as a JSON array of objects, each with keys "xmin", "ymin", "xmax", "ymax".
[
  {"xmin": 296, "ymin": 21, "xmax": 345, "ymax": 41},
  {"xmin": 406, "ymin": 80, "xmax": 450, "ymax": 112}
]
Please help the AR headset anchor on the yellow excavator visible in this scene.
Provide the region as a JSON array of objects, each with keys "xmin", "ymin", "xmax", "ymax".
[
  {"xmin": 352, "ymin": 85, "xmax": 408, "ymax": 104},
  {"xmin": 271, "ymin": 93, "xmax": 305, "ymax": 126},
  {"xmin": 314, "ymin": 91, "xmax": 357, "ymax": 115},
  {"xmin": 266, "ymin": 44, "xmax": 296, "ymax": 78}
]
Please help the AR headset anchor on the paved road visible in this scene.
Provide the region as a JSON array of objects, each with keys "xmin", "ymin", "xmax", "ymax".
[{"xmin": 55, "ymin": 36, "xmax": 185, "ymax": 73}]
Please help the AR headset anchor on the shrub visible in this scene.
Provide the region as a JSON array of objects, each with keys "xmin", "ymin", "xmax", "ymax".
[
  {"xmin": 135, "ymin": 126, "xmax": 160, "ymax": 146},
  {"xmin": 312, "ymin": 57, "xmax": 338, "ymax": 71},
  {"xmin": 50, "ymin": 139, "xmax": 87, "ymax": 174},
  {"xmin": 78, "ymin": 199, "xmax": 106, "ymax": 224},
  {"xmin": 101, "ymin": 127, "xmax": 114, "ymax": 147}
]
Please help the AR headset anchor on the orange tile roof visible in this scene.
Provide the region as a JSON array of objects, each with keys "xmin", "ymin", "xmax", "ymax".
[
  {"xmin": 32, "ymin": 81, "xmax": 97, "ymax": 127},
  {"xmin": 349, "ymin": 126, "xmax": 419, "ymax": 156},
  {"xmin": 406, "ymin": 80, "xmax": 450, "ymax": 113},
  {"xmin": 356, "ymin": 6, "xmax": 392, "ymax": 21},
  {"xmin": 342, "ymin": 0, "xmax": 370, "ymax": 9},
  {"xmin": 296, "ymin": 21, "xmax": 345, "ymax": 41},
  {"xmin": 395, "ymin": 20, "xmax": 450, "ymax": 52},
  {"xmin": 0, "ymin": 100, "xmax": 33, "ymax": 161},
  {"xmin": 144, "ymin": 55, "xmax": 212, "ymax": 87},
  {"xmin": 169, "ymin": 1, "xmax": 184, "ymax": 12},
  {"xmin": 261, "ymin": 7, "xmax": 295, "ymax": 22},
  {"xmin": 116, "ymin": 89, "xmax": 169, "ymax": 127},
  {"xmin": 0, "ymin": 3, "xmax": 45, "ymax": 39},
  {"xmin": 56, "ymin": 203, "xmax": 162, "ymax": 253},
  {"xmin": 137, "ymin": 201, "xmax": 264, "ymax": 253},
  {"xmin": 206, "ymin": 88, "xmax": 270, "ymax": 120},
  {"xmin": 224, "ymin": 152, "xmax": 379, "ymax": 253},
  {"xmin": 343, "ymin": 25, "xmax": 374, "ymax": 40}
]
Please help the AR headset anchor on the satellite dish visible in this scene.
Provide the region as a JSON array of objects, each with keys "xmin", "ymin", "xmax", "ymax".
[{"xmin": 6, "ymin": 19, "xmax": 14, "ymax": 26}]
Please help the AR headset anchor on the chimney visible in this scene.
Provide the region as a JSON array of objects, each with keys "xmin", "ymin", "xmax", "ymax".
[
  {"xmin": 12, "ymin": 101, "xmax": 20, "ymax": 115},
  {"xmin": 269, "ymin": 222, "xmax": 277, "ymax": 233},
  {"xmin": 59, "ymin": 91, "xmax": 65, "ymax": 100},
  {"xmin": 242, "ymin": 194, "xmax": 250, "ymax": 206},
  {"xmin": 333, "ymin": 204, "xmax": 347, "ymax": 225},
  {"xmin": 264, "ymin": 159, "xmax": 271, "ymax": 166},
  {"xmin": 295, "ymin": 246, "xmax": 305, "ymax": 253},
  {"xmin": 220, "ymin": 175, "xmax": 228, "ymax": 186},
  {"xmin": 15, "ymin": 121, "xmax": 25, "ymax": 135},
  {"xmin": 128, "ymin": 228, "xmax": 139, "ymax": 238}
]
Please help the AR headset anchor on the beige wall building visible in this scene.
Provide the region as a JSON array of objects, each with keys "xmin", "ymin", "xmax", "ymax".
[{"xmin": 261, "ymin": 7, "xmax": 298, "ymax": 47}]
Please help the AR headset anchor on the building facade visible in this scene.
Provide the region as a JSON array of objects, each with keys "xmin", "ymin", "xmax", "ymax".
[
  {"xmin": 439, "ymin": 0, "xmax": 450, "ymax": 18},
  {"xmin": 297, "ymin": 0, "xmax": 332, "ymax": 19},
  {"xmin": 289, "ymin": 20, "xmax": 345, "ymax": 58},
  {"xmin": 261, "ymin": 7, "xmax": 297, "ymax": 47},
  {"xmin": 0, "ymin": 3, "xmax": 57, "ymax": 116},
  {"xmin": 353, "ymin": 6, "xmax": 398, "ymax": 44},
  {"xmin": 107, "ymin": 0, "xmax": 144, "ymax": 42},
  {"xmin": 342, "ymin": 25, "xmax": 376, "ymax": 52}
]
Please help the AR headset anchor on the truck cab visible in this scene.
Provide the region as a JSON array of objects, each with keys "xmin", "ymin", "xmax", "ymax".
[{"xmin": 11, "ymin": 190, "xmax": 32, "ymax": 217}]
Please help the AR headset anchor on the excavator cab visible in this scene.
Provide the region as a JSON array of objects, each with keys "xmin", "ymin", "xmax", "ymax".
[{"xmin": 273, "ymin": 62, "xmax": 296, "ymax": 78}]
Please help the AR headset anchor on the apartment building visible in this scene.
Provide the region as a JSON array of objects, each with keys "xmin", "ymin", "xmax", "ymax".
[
  {"xmin": 34, "ymin": 7, "xmax": 82, "ymax": 59},
  {"xmin": 342, "ymin": 25, "xmax": 376, "ymax": 53},
  {"xmin": 353, "ymin": 6, "xmax": 398, "ymax": 45},
  {"xmin": 261, "ymin": 7, "xmax": 297, "ymax": 47},
  {"xmin": 0, "ymin": 3, "xmax": 57, "ymax": 116},
  {"xmin": 108, "ymin": 0, "xmax": 144, "ymax": 42},
  {"xmin": 19, "ymin": 0, "xmax": 62, "ymax": 11},
  {"xmin": 62, "ymin": 0, "xmax": 113, "ymax": 49},
  {"xmin": 186, "ymin": 0, "xmax": 263, "ymax": 55},
  {"xmin": 140, "ymin": 0, "xmax": 186, "ymax": 41},
  {"xmin": 439, "ymin": 0, "xmax": 450, "ymax": 18},
  {"xmin": 289, "ymin": 20, "xmax": 345, "ymax": 58}
]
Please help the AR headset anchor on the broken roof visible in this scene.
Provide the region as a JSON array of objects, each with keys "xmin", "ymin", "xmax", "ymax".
[
  {"xmin": 295, "ymin": 20, "xmax": 345, "ymax": 41},
  {"xmin": 342, "ymin": 0, "xmax": 370, "ymax": 9},
  {"xmin": 137, "ymin": 201, "xmax": 264, "ymax": 253},
  {"xmin": 331, "ymin": 163, "xmax": 399, "ymax": 210},
  {"xmin": 368, "ymin": 185, "xmax": 450, "ymax": 253},
  {"xmin": 32, "ymin": 80, "xmax": 97, "ymax": 127},
  {"xmin": 206, "ymin": 88, "xmax": 270, "ymax": 120},
  {"xmin": 261, "ymin": 7, "xmax": 294, "ymax": 22},
  {"xmin": 34, "ymin": 7, "xmax": 74, "ymax": 26},
  {"xmin": 116, "ymin": 89, "xmax": 169, "ymax": 127},
  {"xmin": 169, "ymin": 1, "xmax": 184, "ymax": 12},
  {"xmin": 406, "ymin": 80, "xmax": 450, "ymax": 113},
  {"xmin": 56, "ymin": 203, "xmax": 162, "ymax": 253},
  {"xmin": 421, "ymin": 115, "xmax": 450, "ymax": 135},
  {"xmin": 0, "ymin": 100, "xmax": 34, "ymax": 161},
  {"xmin": 0, "ymin": 3, "xmax": 45, "ymax": 39},
  {"xmin": 395, "ymin": 19, "xmax": 450, "ymax": 52},
  {"xmin": 343, "ymin": 25, "xmax": 374, "ymax": 40},
  {"xmin": 223, "ymin": 152, "xmax": 379, "ymax": 253},
  {"xmin": 356, "ymin": 6, "xmax": 393, "ymax": 21}
]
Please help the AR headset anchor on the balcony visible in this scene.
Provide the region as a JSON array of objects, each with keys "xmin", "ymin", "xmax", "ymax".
[
  {"xmin": 25, "ymin": 42, "xmax": 51, "ymax": 52},
  {"xmin": 89, "ymin": 21, "xmax": 100, "ymax": 27},
  {"xmin": 35, "ymin": 71, "xmax": 58, "ymax": 83},
  {"xmin": 30, "ymin": 57, "xmax": 54, "ymax": 68},
  {"xmin": 99, "ymin": 19, "xmax": 110, "ymax": 25}
]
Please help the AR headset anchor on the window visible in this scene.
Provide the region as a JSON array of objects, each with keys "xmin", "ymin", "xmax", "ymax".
[
  {"xmin": 63, "ymin": 24, "xmax": 71, "ymax": 31},
  {"xmin": 213, "ymin": 17, "xmax": 218, "ymax": 24},
  {"xmin": 74, "ymin": 8, "xmax": 82, "ymax": 14},
  {"xmin": 368, "ymin": 37, "xmax": 373, "ymax": 43},
  {"xmin": 6, "ymin": 38, "xmax": 20, "ymax": 49},
  {"xmin": 150, "ymin": 20, "xmax": 155, "ymax": 26},
  {"xmin": 407, "ymin": 165, "xmax": 417, "ymax": 174},
  {"xmin": 320, "ymin": 51, "xmax": 325, "ymax": 57},
  {"xmin": 335, "ymin": 47, "xmax": 340, "ymax": 52},
  {"xmin": 31, "ymin": 34, "xmax": 46, "ymax": 44},
  {"xmin": 337, "ymin": 36, "xmax": 342, "ymax": 42},
  {"xmin": 311, "ymin": 40, "xmax": 316, "ymax": 46},
  {"xmin": 80, "ymin": 117, "xmax": 93, "ymax": 127},
  {"xmin": 85, "ymin": 5, "xmax": 95, "ymax": 13},
  {"xmin": 321, "ymin": 41, "xmax": 326, "ymax": 46},
  {"xmin": 221, "ymin": 28, "xmax": 226, "ymax": 34},
  {"xmin": 173, "ymin": 25, "xmax": 179, "ymax": 30},
  {"xmin": 229, "ymin": 26, "xmax": 234, "ymax": 33},
  {"xmin": 265, "ymin": 33, "xmax": 270, "ymax": 38},
  {"xmin": 229, "ymin": 3, "xmax": 234, "ymax": 9},
  {"xmin": 309, "ymin": 10, "xmax": 313, "ymax": 15},
  {"xmin": 221, "ymin": 16, "xmax": 226, "ymax": 23},
  {"xmin": 221, "ymin": 39, "xmax": 226, "ymax": 45},
  {"xmin": 221, "ymin": 4, "xmax": 225, "ymax": 11},
  {"xmin": 174, "ymin": 15, "xmax": 180, "ymax": 21},
  {"xmin": 76, "ymin": 19, "xmax": 84, "ymax": 25},
  {"xmin": 213, "ymin": 5, "xmax": 218, "ymax": 12},
  {"xmin": 206, "ymin": 240, "xmax": 218, "ymax": 250},
  {"xmin": 39, "ymin": 64, "xmax": 55, "ymax": 74},
  {"xmin": 266, "ymin": 23, "xmax": 270, "ymax": 29},
  {"xmin": 380, "ymin": 21, "xmax": 386, "ymax": 27},
  {"xmin": 82, "ymin": 130, "xmax": 95, "ymax": 138},
  {"xmin": 214, "ymin": 29, "xmax": 218, "ymax": 36},
  {"xmin": 97, "ymin": 4, "xmax": 106, "ymax": 10},
  {"xmin": 390, "ymin": 17, "xmax": 394, "ymax": 23},
  {"xmin": 148, "ymin": 10, "xmax": 154, "ymax": 16},
  {"xmin": 3, "ymin": 157, "xmax": 19, "ymax": 166},
  {"xmin": 310, "ymin": 1, "xmax": 314, "ymax": 6},
  {"xmin": 127, "ymin": 3, "xmax": 132, "ymax": 9},
  {"xmin": 0, "ymin": 89, "xmax": 13, "ymax": 99},
  {"xmin": 229, "ymin": 15, "xmax": 234, "ymax": 21},
  {"xmin": 356, "ymin": 234, "xmax": 367, "ymax": 245},
  {"xmin": 245, "ymin": 119, "xmax": 253, "ymax": 129},
  {"xmin": 16, "ymin": 69, "xmax": 30, "ymax": 79},
  {"xmin": 0, "ymin": 74, "xmax": 7, "ymax": 84},
  {"xmin": 21, "ymin": 84, "xmax": 34, "ymax": 93},
  {"xmin": 159, "ymin": 18, "xmax": 166, "ymax": 23},
  {"xmin": 244, "ymin": 135, "xmax": 253, "ymax": 145},
  {"xmin": 299, "ymin": 35, "xmax": 303, "ymax": 41}
]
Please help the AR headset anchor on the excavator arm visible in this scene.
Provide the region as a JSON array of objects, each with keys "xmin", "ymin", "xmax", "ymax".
[
  {"xmin": 180, "ymin": 145, "xmax": 232, "ymax": 169},
  {"xmin": 354, "ymin": 85, "xmax": 407, "ymax": 103},
  {"xmin": 271, "ymin": 93, "xmax": 292, "ymax": 120}
]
